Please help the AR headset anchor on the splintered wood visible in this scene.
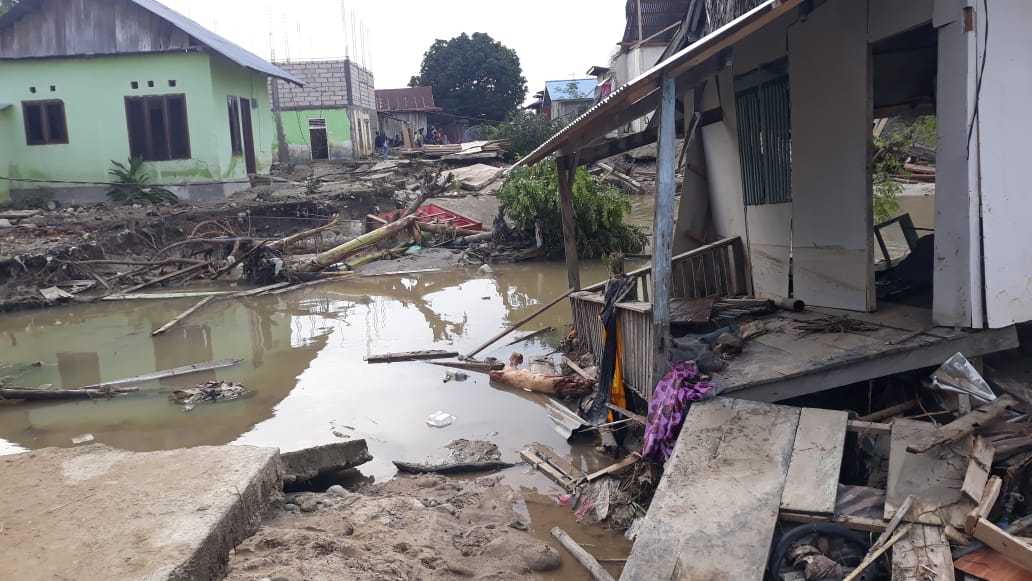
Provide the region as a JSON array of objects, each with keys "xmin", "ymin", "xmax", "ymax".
[{"xmin": 892, "ymin": 524, "xmax": 956, "ymax": 581}]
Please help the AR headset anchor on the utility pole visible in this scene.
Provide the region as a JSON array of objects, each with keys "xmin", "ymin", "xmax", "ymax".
[{"xmin": 268, "ymin": 14, "xmax": 289, "ymax": 164}]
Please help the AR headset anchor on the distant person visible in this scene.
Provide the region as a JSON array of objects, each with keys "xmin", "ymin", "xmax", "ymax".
[
  {"xmin": 375, "ymin": 131, "xmax": 388, "ymax": 160},
  {"xmin": 415, "ymin": 129, "xmax": 424, "ymax": 147},
  {"xmin": 393, "ymin": 133, "xmax": 403, "ymax": 147}
]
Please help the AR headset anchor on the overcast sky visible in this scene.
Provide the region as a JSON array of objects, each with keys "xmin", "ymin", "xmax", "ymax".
[{"xmin": 160, "ymin": 0, "xmax": 628, "ymax": 103}]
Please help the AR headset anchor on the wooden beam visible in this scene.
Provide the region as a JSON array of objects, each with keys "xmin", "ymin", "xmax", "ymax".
[
  {"xmin": 970, "ymin": 517, "xmax": 1032, "ymax": 572},
  {"xmin": 961, "ymin": 437, "xmax": 995, "ymax": 502},
  {"xmin": 551, "ymin": 527, "xmax": 616, "ymax": 581},
  {"xmin": 907, "ymin": 395, "xmax": 1019, "ymax": 453},
  {"xmin": 557, "ymin": 154, "xmax": 581, "ymax": 291},
  {"xmin": 650, "ymin": 73, "xmax": 677, "ymax": 390},
  {"xmin": 965, "ymin": 476, "xmax": 1003, "ymax": 535}
]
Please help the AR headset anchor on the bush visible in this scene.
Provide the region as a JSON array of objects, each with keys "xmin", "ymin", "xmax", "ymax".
[
  {"xmin": 872, "ymin": 116, "xmax": 936, "ymax": 223},
  {"xmin": 107, "ymin": 158, "xmax": 179, "ymax": 205},
  {"xmin": 489, "ymin": 112, "xmax": 563, "ymax": 159},
  {"xmin": 498, "ymin": 157, "xmax": 646, "ymax": 258}
]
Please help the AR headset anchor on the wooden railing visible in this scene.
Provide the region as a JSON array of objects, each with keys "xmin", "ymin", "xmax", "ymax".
[{"xmin": 571, "ymin": 236, "xmax": 749, "ymax": 401}]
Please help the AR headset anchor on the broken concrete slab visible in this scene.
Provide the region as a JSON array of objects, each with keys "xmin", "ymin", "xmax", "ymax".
[
  {"xmin": 0, "ymin": 444, "xmax": 281, "ymax": 581},
  {"xmin": 448, "ymin": 163, "xmax": 504, "ymax": 192},
  {"xmin": 281, "ymin": 439, "xmax": 372, "ymax": 484}
]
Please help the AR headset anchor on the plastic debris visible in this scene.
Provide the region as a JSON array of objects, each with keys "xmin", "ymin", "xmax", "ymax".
[
  {"xmin": 71, "ymin": 434, "xmax": 94, "ymax": 445},
  {"xmin": 425, "ymin": 410, "xmax": 456, "ymax": 428}
]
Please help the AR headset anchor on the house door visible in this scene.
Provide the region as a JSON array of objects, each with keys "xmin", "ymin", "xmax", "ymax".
[
  {"xmin": 239, "ymin": 98, "xmax": 257, "ymax": 174},
  {"xmin": 309, "ymin": 118, "xmax": 329, "ymax": 160}
]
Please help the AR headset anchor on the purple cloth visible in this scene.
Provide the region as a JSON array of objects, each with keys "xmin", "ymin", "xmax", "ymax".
[{"xmin": 641, "ymin": 361, "xmax": 716, "ymax": 461}]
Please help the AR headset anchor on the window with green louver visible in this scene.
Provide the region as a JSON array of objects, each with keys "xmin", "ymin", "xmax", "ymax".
[{"xmin": 735, "ymin": 63, "xmax": 792, "ymax": 206}]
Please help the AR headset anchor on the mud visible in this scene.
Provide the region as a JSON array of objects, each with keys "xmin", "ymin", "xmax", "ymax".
[{"xmin": 228, "ymin": 471, "xmax": 626, "ymax": 581}]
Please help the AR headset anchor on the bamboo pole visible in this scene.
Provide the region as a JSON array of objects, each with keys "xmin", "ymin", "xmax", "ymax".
[
  {"xmin": 112, "ymin": 261, "xmax": 211, "ymax": 296},
  {"xmin": 295, "ymin": 215, "xmax": 417, "ymax": 272},
  {"xmin": 464, "ymin": 289, "xmax": 574, "ymax": 359},
  {"xmin": 151, "ymin": 296, "xmax": 217, "ymax": 336},
  {"xmin": 271, "ymin": 218, "xmax": 341, "ymax": 250},
  {"xmin": 551, "ymin": 527, "xmax": 615, "ymax": 581}
]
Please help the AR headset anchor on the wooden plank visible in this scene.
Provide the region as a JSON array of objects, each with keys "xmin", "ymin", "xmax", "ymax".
[
  {"xmin": 550, "ymin": 527, "xmax": 615, "ymax": 581},
  {"xmin": 886, "ymin": 419, "xmax": 976, "ymax": 528},
  {"xmin": 723, "ymin": 324, "xmax": 1020, "ymax": 403},
  {"xmin": 151, "ymin": 295, "xmax": 217, "ymax": 336},
  {"xmin": 985, "ymin": 366, "xmax": 1032, "ymax": 410},
  {"xmin": 847, "ymin": 419, "xmax": 892, "ymax": 436},
  {"xmin": 779, "ymin": 511, "xmax": 888, "ymax": 533},
  {"xmin": 364, "ymin": 350, "xmax": 459, "ymax": 364},
  {"xmin": 622, "ymin": 398, "xmax": 800, "ymax": 580},
  {"xmin": 77, "ymin": 358, "xmax": 242, "ymax": 389},
  {"xmin": 961, "ymin": 437, "xmax": 996, "ymax": 502},
  {"xmin": 650, "ymin": 73, "xmax": 676, "ymax": 391},
  {"xmin": 585, "ymin": 454, "xmax": 641, "ymax": 482},
  {"xmin": 892, "ymin": 524, "xmax": 956, "ymax": 581},
  {"xmin": 966, "ymin": 477, "xmax": 1003, "ymax": 535},
  {"xmin": 520, "ymin": 449, "xmax": 576, "ymax": 491},
  {"xmin": 907, "ymin": 395, "xmax": 1019, "ymax": 453},
  {"xmin": 780, "ymin": 408, "xmax": 849, "ymax": 515},
  {"xmin": 971, "ymin": 518, "xmax": 1032, "ymax": 572}
]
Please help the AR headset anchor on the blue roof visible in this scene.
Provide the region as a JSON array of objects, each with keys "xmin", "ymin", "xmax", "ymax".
[
  {"xmin": 0, "ymin": 0, "xmax": 303, "ymax": 86},
  {"xmin": 545, "ymin": 79, "xmax": 597, "ymax": 102}
]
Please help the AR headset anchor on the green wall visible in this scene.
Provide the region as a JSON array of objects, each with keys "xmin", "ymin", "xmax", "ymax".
[
  {"xmin": 0, "ymin": 108, "xmax": 11, "ymax": 201},
  {"xmin": 208, "ymin": 55, "xmax": 275, "ymax": 176},
  {"xmin": 0, "ymin": 52, "xmax": 282, "ymax": 199},
  {"xmin": 280, "ymin": 108, "xmax": 352, "ymax": 160}
]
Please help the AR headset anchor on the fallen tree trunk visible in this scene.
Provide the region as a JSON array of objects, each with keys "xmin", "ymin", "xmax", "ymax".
[
  {"xmin": 489, "ymin": 368, "xmax": 594, "ymax": 398},
  {"xmin": 295, "ymin": 215, "xmax": 418, "ymax": 273},
  {"xmin": 0, "ymin": 386, "xmax": 140, "ymax": 401},
  {"xmin": 271, "ymin": 218, "xmax": 341, "ymax": 251}
]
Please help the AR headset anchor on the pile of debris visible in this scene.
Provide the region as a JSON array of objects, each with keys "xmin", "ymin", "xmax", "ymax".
[
  {"xmin": 398, "ymin": 140, "xmax": 507, "ymax": 162},
  {"xmin": 169, "ymin": 380, "xmax": 247, "ymax": 412}
]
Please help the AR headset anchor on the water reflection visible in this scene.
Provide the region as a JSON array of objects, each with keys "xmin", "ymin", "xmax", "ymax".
[{"xmin": 0, "ymin": 261, "xmax": 608, "ymax": 478}]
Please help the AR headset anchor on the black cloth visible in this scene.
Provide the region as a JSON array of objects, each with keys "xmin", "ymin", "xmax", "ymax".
[
  {"xmin": 374, "ymin": 134, "xmax": 387, "ymax": 148},
  {"xmin": 586, "ymin": 276, "xmax": 638, "ymax": 424}
]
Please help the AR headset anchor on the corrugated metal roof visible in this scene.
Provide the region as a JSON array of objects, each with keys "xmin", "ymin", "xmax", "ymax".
[
  {"xmin": 0, "ymin": 0, "xmax": 303, "ymax": 86},
  {"xmin": 515, "ymin": 0, "xmax": 801, "ymax": 169},
  {"xmin": 375, "ymin": 87, "xmax": 441, "ymax": 112},
  {"xmin": 545, "ymin": 79, "xmax": 597, "ymax": 102},
  {"xmin": 623, "ymin": 0, "xmax": 696, "ymax": 44}
]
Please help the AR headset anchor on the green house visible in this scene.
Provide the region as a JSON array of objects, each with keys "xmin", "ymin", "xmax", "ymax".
[{"xmin": 0, "ymin": 0, "xmax": 303, "ymax": 203}]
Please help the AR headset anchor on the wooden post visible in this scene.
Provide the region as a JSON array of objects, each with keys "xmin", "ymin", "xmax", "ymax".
[
  {"xmin": 557, "ymin": 154, "xmax": 581, "ymax": 291},
  {"xmin": 651, "ymin": 74, "xmax": 677, "ymax": 390}
]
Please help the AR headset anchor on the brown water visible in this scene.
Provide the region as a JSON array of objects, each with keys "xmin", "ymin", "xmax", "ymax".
[{"xmin": 0, "ymin": 260, "xmax": 632, "ymax": 577}]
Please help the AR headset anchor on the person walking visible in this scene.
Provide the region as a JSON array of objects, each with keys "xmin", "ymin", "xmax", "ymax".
[{"xmin": 375, "ymin": 131, "xmax": 388, "ymax": 160}]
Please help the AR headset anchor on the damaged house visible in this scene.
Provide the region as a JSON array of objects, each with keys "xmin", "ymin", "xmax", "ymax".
[
  {"xmin": 269, "ymin": 59, "xmax": 377, "ymax": 161},
  {"xmin": 513, "ymin": 0, "xmax": 1032, "ymax": 577},
  {"xmin": 0, "ymin": 0, "xmax": 302, "ymax": 202},
  {"xmin": 375, "ymin": 86, "xmax": 441, "ymax": 147}
]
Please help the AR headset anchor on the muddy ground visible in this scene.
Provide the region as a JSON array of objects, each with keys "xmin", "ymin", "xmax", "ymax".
[
  {"xmin": 227, "ymin": 440, "xmax": 622, "ymax": 581},
  {"xmin": 0, "ymin": 158, "xmax": 505, "ymax": 312}
]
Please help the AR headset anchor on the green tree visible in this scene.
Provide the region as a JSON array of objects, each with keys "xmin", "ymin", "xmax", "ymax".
[
  {"xmin": 489, "ymin": 111, "xmax": 562, "ymax": 159},
  {"xmin": 498, "ymin": 158, "xmax": 646, "ymax": 258},
  {"xmin": 0, "ymin": 0, "xmax": 18, "ymax": 15},
  {"xmin": 411, "ymin": 33, "xmax": 527, "ymax": 121}
]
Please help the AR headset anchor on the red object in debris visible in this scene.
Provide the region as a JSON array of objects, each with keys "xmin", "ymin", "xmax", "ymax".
[{"xmin": 375, "ymin": 203, "xmax": 484, "ymax": 232}]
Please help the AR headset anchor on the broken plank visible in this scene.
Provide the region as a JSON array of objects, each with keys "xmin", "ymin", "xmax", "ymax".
[
  {"xmin": 563, "ymin": 356, "xmax": 596, "ymax": 382},
  {"xmin": 427, "ymin": 360, "xmax": 504, "ymax": 373},
  {"xmin": 39, "ymin": 286, "xmax": 74, "ymax": 301},
  {"xmin": 585, "ymin": 454, "xmax": 641, "ymax": 482},
  {"xmin": 966, "ymin": 476, "xmax": 1003, "ymax": 534},
  {"xmin": 0, "ymin": 386, "xmax": 140, "ymax": 401},
  {"xmin": 77, "ymin": 358, "xmax": 242, "ymax": 389},
  {"xmin": 845, "ymin": 522, "xmax": 915, "ymax": 581},
  {"xmin": 365, "ymin": 350, "xmax": 459, "ymax": 363},
  {"xmin": 886, "ymin": 419, "xmax": 976, "ymax": 528},
  {"xmin": 622, "ymin": 398, "xmax": 801, "ymax": 580},
  {"xmin": 606, "ymin": 403, "xmax": 646, "ymax": 424},
  {"xmin": 891, "ymin": 524, "xmax": 955, "ymax": 581},
  {"xmin": 151, "ymin": 296, "xmax": 217, "ymax": 336},
  {"xmin": 847, "ymin": 419, "xmax": 892, "ymax": 436},
  {"xmin": 780, "ymin": 408, "xmax": 849, "ymax": 516},
  {"xmin": 961, "ymin": 437, "xmax": 996, "ymax": 502},
  {"xmin": 970, "ymin": 517, "xmax": 1032, "ymax": 572},
  {"xmin": 907, "ymin": 395, "xmax": 1019, "ymax": 453},
  {"xmin": 225, "ymin": 282, "xmax": 291, "ymax": 298},
  {"xmin": 392, "ymin": 460, "xmax": 513, "ymax": 475},
  {"xmin": 102, "ymin": 291, "xmax": 233, "ymax": 301},
  {"xmin": 520, "ymin": 448, "xmax": 576, "ymax": 491}
]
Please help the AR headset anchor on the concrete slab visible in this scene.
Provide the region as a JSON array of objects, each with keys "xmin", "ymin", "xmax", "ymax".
[
  {"xmin": 0, "ymin": 444, "xmax": 281, "ymax": 581},
  {"xmin": 448, "ymin": 164, "xmax": 503, "ymax": 191},
  {"xmin": 281, "ymin": 439, "xmax": 372, "ymax": 484}
]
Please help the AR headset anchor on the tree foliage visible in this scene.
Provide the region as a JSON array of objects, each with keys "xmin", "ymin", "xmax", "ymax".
[
  {"xmin": 488, "ymin": 112, "xmax": 562, "ymax": 159},
  {"xmin": 498, "ymin": 158, "xmax": 646, "ymax": 258},
  {"xmin": 0, "ymin": 0, "xmax": 18, "ymax": 15},
  {"xmin": 872, "ymin": 116, "xmax": 936, "ymax": 223},
  {"xmin": 410, "ymin": 33, "xmax": 527, "ymax": 121}
]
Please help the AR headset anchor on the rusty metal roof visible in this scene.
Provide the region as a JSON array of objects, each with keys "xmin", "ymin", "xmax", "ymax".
[
  {"xmin": 375, "ymin": 87, "xmax": 442, "ymax": 112},
  {"xmin": 622, "ymin": 0, "xmax": 696, "ymax": 44},
  {"xmin": 0, "ymin": 0, "xmax": 303, "ymax": 85}
]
